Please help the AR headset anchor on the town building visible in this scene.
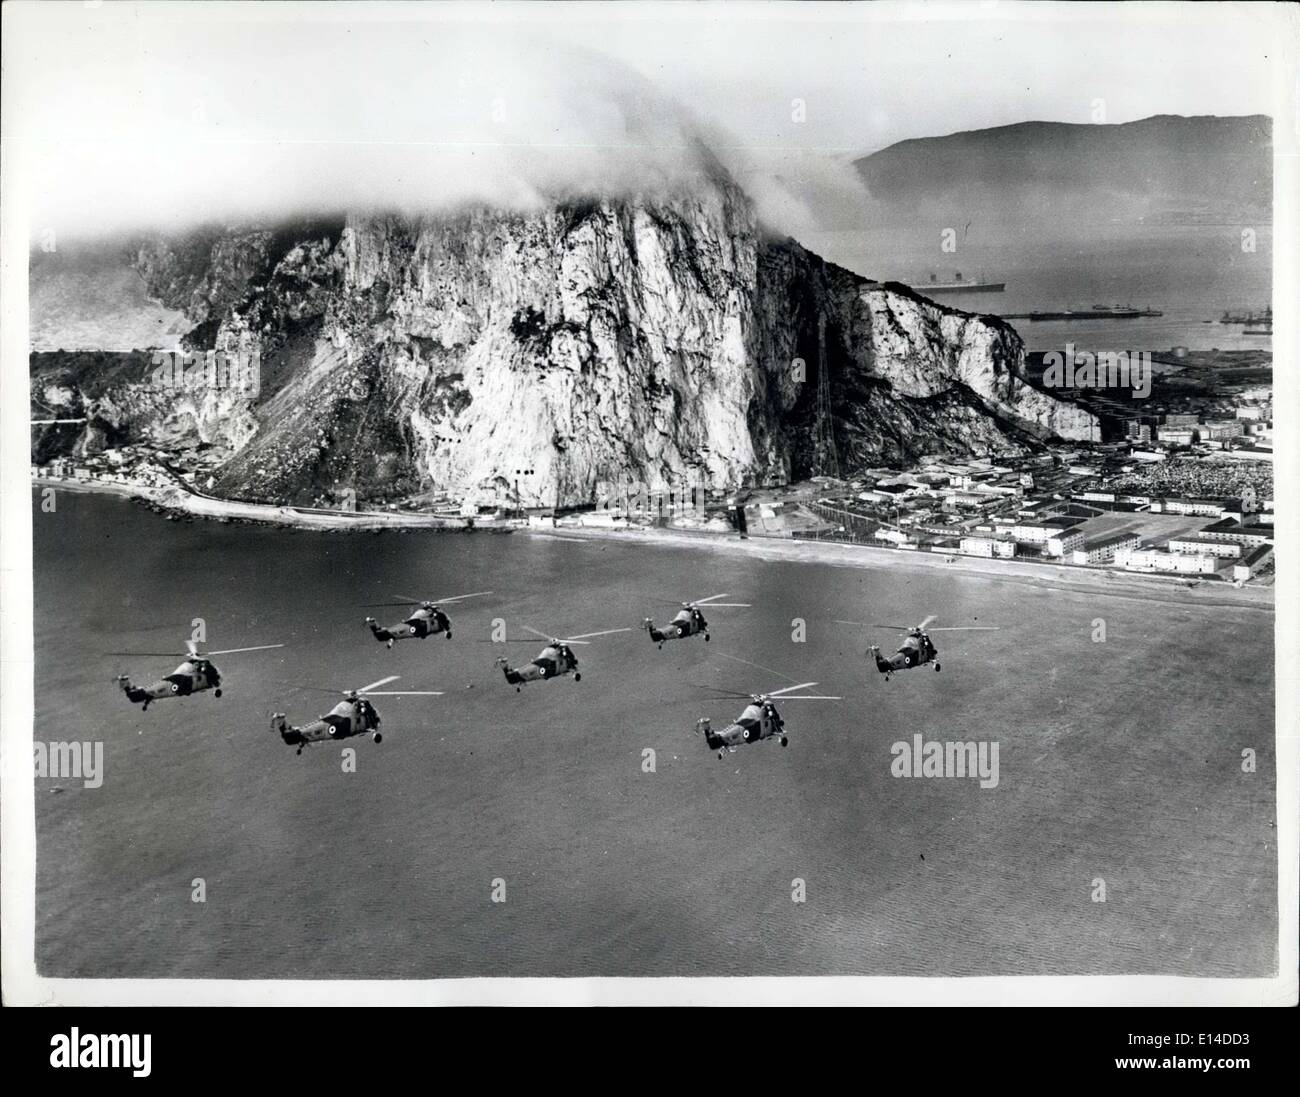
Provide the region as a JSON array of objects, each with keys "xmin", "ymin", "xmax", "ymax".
[
  {"xmin": 1233, "ymin": 544, "xmax": 1274, "ymax": 582},
  {"xmin": 1167, "ymin": 536, "xmax": 1241, "ymax": 559},
  {"xmin": 1070, "ymin": 531, "xmax": 1141, "ymax": 565},
  {"xmin": 1115, "ymin": 547, "xmax": 1219, "ymax": 574}
]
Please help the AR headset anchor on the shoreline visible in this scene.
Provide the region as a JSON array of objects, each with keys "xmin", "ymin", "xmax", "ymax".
[
  {"xmin": 34, "ymin": 476, "xmax": 1274, "ymax": 609},
  {"xmin": 32, "ymin": 474, "xmax": 510, "ymax": 532},
  {"xmin": 524, "ymin": 524, "xmax": 1276, "ymax": 611}
]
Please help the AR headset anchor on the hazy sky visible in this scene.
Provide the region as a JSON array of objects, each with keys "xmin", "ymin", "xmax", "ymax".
[{"xmin": 3, "ymin": 0, "xmax": 1288, "ymax": 236}]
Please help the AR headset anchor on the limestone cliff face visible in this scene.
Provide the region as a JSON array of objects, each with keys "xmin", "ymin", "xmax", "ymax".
[{"xmin": 32, "ymin": 167, "xmax": 1096, "ymax": 506}]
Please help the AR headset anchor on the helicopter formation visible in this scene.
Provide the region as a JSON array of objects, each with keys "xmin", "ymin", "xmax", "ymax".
[{"xmin": 109, "ymin": 594, "xmax": 997, "ymax": 758}]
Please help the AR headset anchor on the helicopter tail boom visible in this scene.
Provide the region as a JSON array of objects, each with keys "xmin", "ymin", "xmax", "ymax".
[
  {"xmin": 365, "ymin": 617, "xmax": 396, "ymax": 642},
  {"xmin": 642, "ymin": 617, "xmax": 670, "ymax": 642},
  {"xmin": 270, "ymin": 712, "xmax": 304, "ymax": 746},
  {"xmin": 115, "ymin": 675, "xmax": 150, "ymax": 704},
  {"xmin": 869, "ymin": 645, "xmax": 894, "ymax": 674},
  {"xmin": 495, "ymin": 658, "xmax": 526, "ymax": 685}
]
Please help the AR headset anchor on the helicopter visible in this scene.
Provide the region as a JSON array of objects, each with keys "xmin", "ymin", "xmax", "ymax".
[
  {"xmin": 363, "ymin": 591, "xmax": 492, "ymax": 647},
  {"xmin": 112, "ymin": 639, "xmax": 284, "ymax": 710},
  {"xmin": 270, "ymin": 675, "xmax": 444, "ymax": 754},
  {"xmin": 642, "ymin": 593, "xmax": 751, "ymax": 647},
  {"xmin": 836, "ymin": 615, "xmax": 999, "ymax": 680},
  {"xmin": 493, "ymin": 625, "xmax": 630, "ymax": 690},
  {"xmin": 694, "ymin": 680, "xmax": 840, "ymax": 758}
]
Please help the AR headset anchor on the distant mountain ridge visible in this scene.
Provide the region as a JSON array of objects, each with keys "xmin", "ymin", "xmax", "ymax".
[{"xmin": 854, "ymin": 114, "xmax": 1272, "ymax": 226}]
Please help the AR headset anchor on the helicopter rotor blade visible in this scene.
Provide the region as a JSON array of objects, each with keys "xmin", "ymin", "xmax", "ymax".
[
  {"xmin": 765, "ymin": 681, "xmax": 821, "ymax": 698},
  {"xmin": 833, "ymin": 619, "xmax": 869, "ymax": 628},
  {"xmin": 918, "ymin": 615, "xmax": 937, "ymax": 631},
  {"xmin": 519, "ymin": 625, "xmax": 554, "ymax": 643},
  {"xmin": 709, "ymin": 651, "xmax": 802, "ymax": 685},
  {"xmin": 361, "ymin": 601, "xmax": 418, "ymax": 608},
  {"xmin": 689, "ymin": 683, "xmax": 759, "ymax": 700},
  {"xmin": 204, "ymin": 644, "xmax": 285, "ymax": 656},
  {"xmin": 363, "ymin": 690, "xmax": 445, "ymax": 696},
  {"xmin": 356, "ymin": 675, "xmax": 400, "ymax": 694},
  {"xmin": 768, "ymin": 695, "xmax": 841, "ymax": 701},
  {"xmin": 869, "ymin": 623, "xmax": 913, "ymax": 631},
  {"xmin": 563, "ymin": 628, "xmax": 632, "ymax": 641},
  {"xmin": 690, "ymin": 593, "xmax": 733, "ymax": 605},
  {"xmin": 428, "ymin": 591, "xmax": 493, "ymax": 604},
  {"xmin": 926, "ymin": 626, "xmax": 1000, "ymax": 632}
]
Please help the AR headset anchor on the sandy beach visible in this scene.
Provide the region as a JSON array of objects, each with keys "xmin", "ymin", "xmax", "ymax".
[
  {"xmin": 528, "ymin": 523, "xmax": 1276, "ymax": 611},
  {"xmin": 37, "ymin": 473, "xmax": 1273, "ymax": 609}
]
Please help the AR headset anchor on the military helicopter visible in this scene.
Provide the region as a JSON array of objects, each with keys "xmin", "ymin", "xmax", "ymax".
[
  {"xmin": 112, "ymin": 639, "xmax": 284, "ymax": 710},
  {"xmin": 363, "ymin": 591, "xmax": 492, "ymax": 647},
  {"xmin": 836, "ymin": 615, "xmax": 999, "ymax": 679},
  {"xmin": 270, "ymin": 675, "xmax": 444, "ymax": 754},
  {"xmin": 691, "ymin": 652, "xmax": 840, "ymax": 757},
  {"xmin": 694, "ymin": 681, "xmax": 840, "ymax": 758},
  {"xmin": 642, "ymin": 593, "xmax": 751, "ymax": 647},
  {"xmin": 493, "ymin": 625, "xmax": 630, "ymax": 689}
]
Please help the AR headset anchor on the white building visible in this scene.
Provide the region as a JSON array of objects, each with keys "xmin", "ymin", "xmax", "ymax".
[
  {"xmin": 1045, "ymin": 529, "xmax": 1086, "ymax": 557},
  {"xmin": 1167, "ymin": 536, "xmax": 1241, "ymax": 559},
  {"xmin": 1115, "ymin": 547, "xmax": 1218, "ymax": 574},
  {"xmin": 1071, "ymin": 532, "xmax": 1141, "ymax": 565}
]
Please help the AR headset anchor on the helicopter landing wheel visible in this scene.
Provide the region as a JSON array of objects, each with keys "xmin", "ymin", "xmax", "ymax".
[
  {"xmin": 373, "ymin": 733, "xmax": 382, "ymax": 744},
  {"xmin": 386, "ymin": 640, "xmax": 394, "ymax": 650},
  {"xmin": 704, "ymin": 633, "xmax": 710, "ymax": 642},
  {"xmin": 781, "ymin": 736, "xmax": 788, "ymax": 747},
  {"xmin": 934, "ymin": 662, "xmax": 941, "ymax": 672},
  {"xmin": 142, "ymin": 701, "xmax": 150, "ymax": 711},
  {"xmin": 296, "ymin": 746, "xmax": 303, "ymax": 756},
  {"xmin": 658, "ymin": 643, "xmax": 663, "ymax": 650},
  {"xmin": 214, "ymin": 688, "xmax": 222, "ymax": 698},
  {"xmin": 718, "ymin": 751, "xmax": 724, "ymax": 760},
  {"xmin": 574, "ymin": 672, "xmax": 582, "ymax": 682},
  {"xmin": 445, "ymin": 631, "xmax": 452, "ymax": 640},
  {"xmin": 515, "ymin": 686, "xmax": 521, "ymax": 693}
]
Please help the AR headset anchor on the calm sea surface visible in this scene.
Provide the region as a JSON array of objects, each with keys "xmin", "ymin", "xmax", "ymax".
[
  {"xmin": 33, "ymin": 491, "xmax": 1276, "ymax": 977},
  {"xmin": 807, "ymin": 223, "xmax": 1274, "ymax": 354}
]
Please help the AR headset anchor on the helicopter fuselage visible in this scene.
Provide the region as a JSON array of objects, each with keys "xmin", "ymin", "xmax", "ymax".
[
  {"xmin": 272, "ymin": 697, "xmax": 381, "ymax": 752},
  {"xmin": 117, "ymin": 657, "xmax": 221, "ymax": 709},
  {"xmin": 872, "ymin": 631, "xmax": 939, "ymax": 676},
  {"xmin": 644, "ymin": 607, "xmax": 709, "ymax": 645},
  {"xmin": 696, "ymin": 699, "xmax": 787, "ymax": 756},
  {"xmin": 367, "ymin": 606, "xmax": 452, "ymax": 645},
  {"xmin": 497, "ymin": 643, "xmax": 579, "ymax": 686}
]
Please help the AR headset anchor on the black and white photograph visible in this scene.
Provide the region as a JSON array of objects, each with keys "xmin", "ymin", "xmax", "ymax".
[{"xmin": 1, "ymin": 0, "xmax": 1296, "ymax": 1016}]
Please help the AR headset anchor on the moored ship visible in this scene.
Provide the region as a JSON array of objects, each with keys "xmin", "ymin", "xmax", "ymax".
[{"xmin": 913, "ymin": 271, "xmax": 1006, "ymax": 294}]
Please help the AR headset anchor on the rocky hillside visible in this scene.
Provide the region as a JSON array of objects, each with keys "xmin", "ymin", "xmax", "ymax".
[{"xmin": 32, "ymin": 162, "xmax": 1096, "ymax": 507}]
